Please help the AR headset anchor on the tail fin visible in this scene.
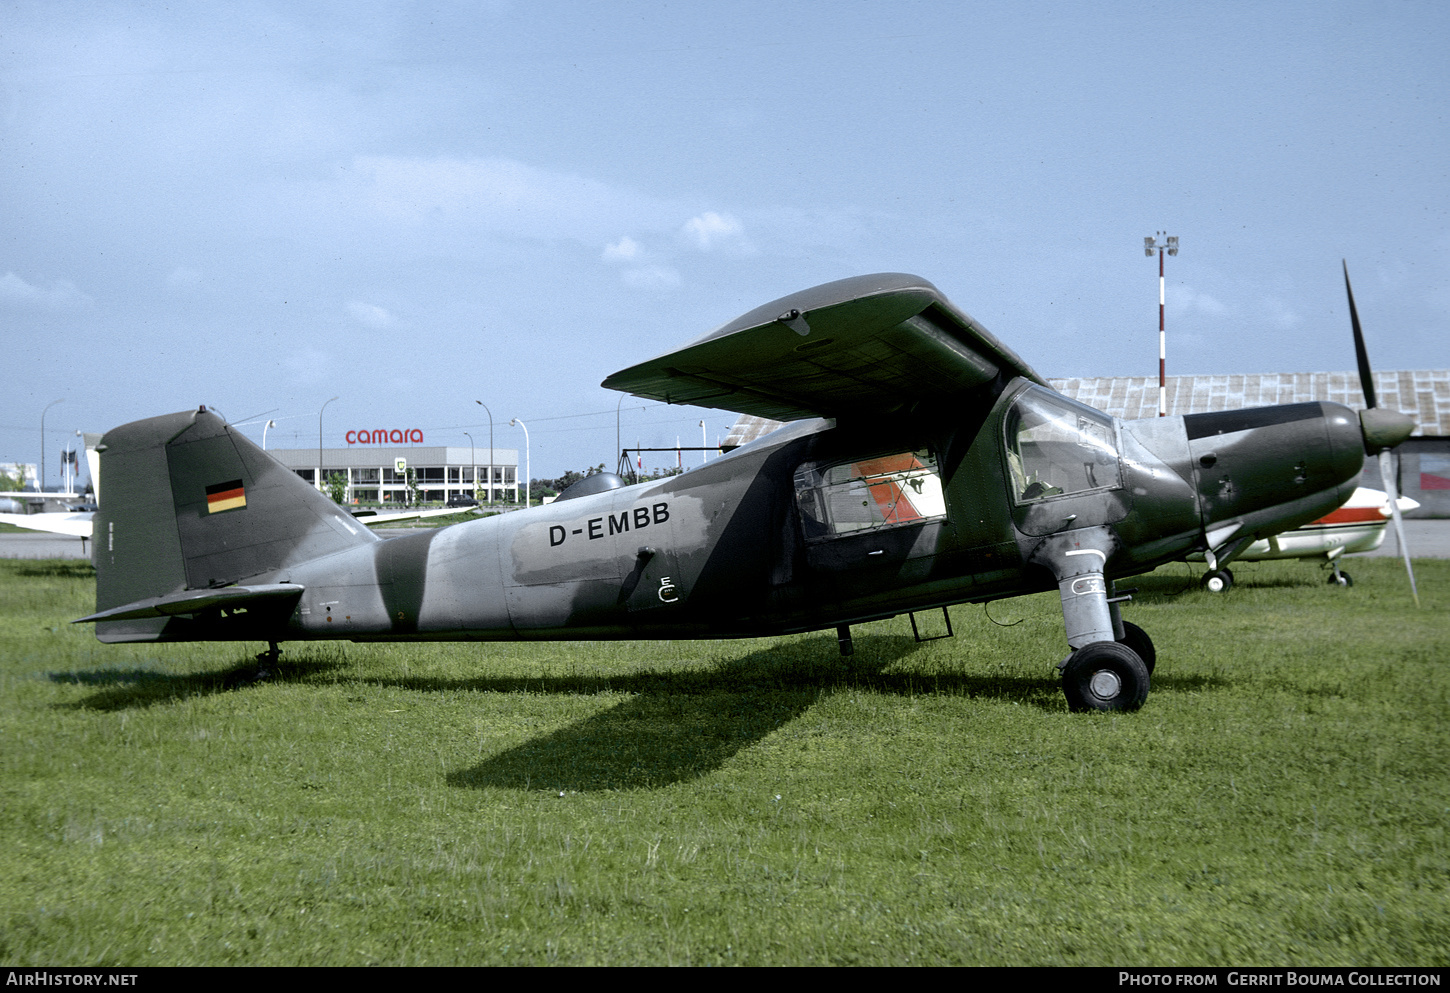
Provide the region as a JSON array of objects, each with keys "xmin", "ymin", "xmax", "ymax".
[{"xmin": 91, "ymin": 407, "xmax": 376, "ymax": 642}]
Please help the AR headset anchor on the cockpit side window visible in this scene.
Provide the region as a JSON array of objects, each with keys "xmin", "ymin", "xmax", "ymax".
[
  {"xmin": 1004, "ymin": 388, "xmax": 1121, "ymax": 503},
  {"xmin": 795, "ymin": 451, "xmax": 946, "ymax": 541}
]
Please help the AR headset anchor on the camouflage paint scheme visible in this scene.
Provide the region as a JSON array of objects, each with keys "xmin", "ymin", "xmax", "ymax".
[{"xmin": 79, "ymin": 273, "xmax": 1405, "ymax": 711}]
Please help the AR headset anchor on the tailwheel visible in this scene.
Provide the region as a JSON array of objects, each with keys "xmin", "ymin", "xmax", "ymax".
[
  {"xmin": 1061, "ymin": 641, "xmax": 1150, "ymax": 712},
  {"xmin": 1200, "ymin": 568, "xmax": 1233, "ymax": 593},
  {"xmin": 254, "ymin": 641, "xmax": 282, "ymax": 679},
  {"xmin": 1116, "ymin": 620, "xmax": 1156, "ymax": 675}
]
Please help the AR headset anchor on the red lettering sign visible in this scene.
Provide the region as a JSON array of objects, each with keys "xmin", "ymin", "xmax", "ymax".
[{"xmin": 344, "ymin": 428, "xmax": 426, "ymax": 445}]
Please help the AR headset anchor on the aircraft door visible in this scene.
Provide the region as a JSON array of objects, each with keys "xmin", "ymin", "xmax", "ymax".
[
  {"xmin": 1002, "ymin": 386, "xmax": 1131, "ymax": 536},
  {"xmin": 793, "ymin": 451, "xmax": 949, "ymax": 585}
]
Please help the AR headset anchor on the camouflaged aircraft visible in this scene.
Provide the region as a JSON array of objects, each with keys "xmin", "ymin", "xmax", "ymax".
[{"xmin": 76, "ymin": 270, "xmax": 1415, "ymax": 712}]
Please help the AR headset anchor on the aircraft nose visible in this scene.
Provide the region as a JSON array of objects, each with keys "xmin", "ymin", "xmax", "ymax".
[{"xmin": 1359, "ymin": 407, "xmax": 1415, "ymax": 454}]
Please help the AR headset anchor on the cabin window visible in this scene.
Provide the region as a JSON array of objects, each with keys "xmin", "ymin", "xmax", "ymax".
[
  {"xmin": 795, "ymin": 451, "xmax": 946, "ymax": 541},
  {"xmin": 1004, "ymin": 387, "xmax": 1121, "ymax": 503}
]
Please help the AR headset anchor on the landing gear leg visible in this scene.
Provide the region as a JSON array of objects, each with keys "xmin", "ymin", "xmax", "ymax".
[
  {"xmin": 1031, "ymin": 528, "xmax": 1151, "ymax": 712},
  {"xmin": 1326, "ymin": 549, "xmax": 1353, "ymax": 587},
  {"xmin": 254, "ymin": 641, "xmax": 282, "ymax": 679}
]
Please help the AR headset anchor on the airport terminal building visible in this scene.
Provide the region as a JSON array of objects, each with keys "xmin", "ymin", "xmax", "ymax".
[{"xmin": 266, "ymin": 443, "xmax": 521, "ymax": 506}]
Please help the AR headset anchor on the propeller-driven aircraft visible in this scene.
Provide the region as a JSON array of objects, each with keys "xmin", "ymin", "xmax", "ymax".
[
  {"xmin": 1192, "ymin": 485, "xmax": 1418, "ymax": 592},
  {"xmin": 75, "ymin": 269, "xmax": 1415, "ymax": 712}
]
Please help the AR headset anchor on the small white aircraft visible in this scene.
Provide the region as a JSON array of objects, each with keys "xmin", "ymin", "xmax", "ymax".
[
  {"xmin": 0, "ymin": 503, "xmax": 471, "ymax": 542},
  {"xmin": 1193, "ymin": 486, "xmax": 1419, "ymax": 591},
  {"xmin": 4, "ymin": 431, "xmax": 477, "ymax": 543}
]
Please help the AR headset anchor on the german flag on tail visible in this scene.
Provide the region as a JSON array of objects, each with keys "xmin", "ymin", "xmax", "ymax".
[{"xmin": 206, "ymin": 479, "xmax": 246, "ymax": 514}]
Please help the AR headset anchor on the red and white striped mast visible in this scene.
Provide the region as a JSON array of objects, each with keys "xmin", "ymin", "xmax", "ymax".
[{"xmin": 1144, "ymin": 232, "xmax": 1179, "ymax": 416}]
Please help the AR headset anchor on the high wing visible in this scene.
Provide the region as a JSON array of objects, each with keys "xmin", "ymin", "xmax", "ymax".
[{"xmin": 602, "ymin": 273, "xmax": 1047, "ymax": 421}]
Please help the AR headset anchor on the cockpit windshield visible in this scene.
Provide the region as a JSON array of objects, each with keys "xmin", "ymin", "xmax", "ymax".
[{"xmin": 1004, "ymin": 387, "xmax": 1121, "ymax": 503}]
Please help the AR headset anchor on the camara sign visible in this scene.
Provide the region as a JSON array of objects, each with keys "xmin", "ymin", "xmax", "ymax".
[{"xmin": 345, "ymin": 429, "xmax": 424, "ymax": 445}]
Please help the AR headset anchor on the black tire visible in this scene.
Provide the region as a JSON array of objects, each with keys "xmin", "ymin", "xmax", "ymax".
[
  {"xmin": 1200, "ymin": 569, "xmax": 1233, "ymax": 593},
  {"xmin": 1062, "ymin": 641, "xmax": 1150, "ymax": 712},
  {"xmin": 1327, "ymin": 571, "xmax": 1353, "ymax": 587},
  {"xmin": 1117, "ymin": 620, "xmax": 1156, "ymax": 674}
]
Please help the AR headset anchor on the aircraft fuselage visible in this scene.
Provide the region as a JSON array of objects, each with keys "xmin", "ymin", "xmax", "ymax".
[{"xmin": 245, "ymin": 381, "xmax": 1365, "ymax": 645}]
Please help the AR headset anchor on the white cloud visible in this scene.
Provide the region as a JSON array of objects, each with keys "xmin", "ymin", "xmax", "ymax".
[
  {"xmin": 622, "ymin": 265, "xmax": 681, "ymax": 291},
  {"xmin": 1167, "ymin": 284, "xmax": 1228, "ymax": 319},
  {"xmin": 602, "ymin": 236, "xmax": 642, "ymax": 262},
  {"xmin": 347, "ymin": 300, "xmax": 395, "ymax": 329},
  {"xmin": 0, "ymin": 271, "xmax": 92, "ymax": 310},
  {"xmin": 681, "ymin": 211, "xmax": 749, "ymax": 252}
]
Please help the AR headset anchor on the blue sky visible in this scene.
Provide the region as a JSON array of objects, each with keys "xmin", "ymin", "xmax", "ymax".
[{"xmin": 3, "ymin": 0, "xmax": 1447, "ymax": 484}]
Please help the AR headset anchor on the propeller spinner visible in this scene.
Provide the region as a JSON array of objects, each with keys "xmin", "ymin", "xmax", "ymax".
[{"xmin": 1344, "ymin": 261, "xmax": 1419, "ymax": 607}]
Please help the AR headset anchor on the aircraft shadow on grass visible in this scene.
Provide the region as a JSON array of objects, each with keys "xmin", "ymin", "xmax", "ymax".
[
  {"xmin": 48, "ymin": 632, "xmax": 1224, "ymax": 791},
  {"xmin": 48, "ymin": 654, "xmax": 348, "ymax": 711},
  {"xmin": 12, "ymin": 562, "xmax": 95, "ymax": 580},
  {"xmin": 438, "ymin": 635, "xmax": 1224, "ymax": 793}
]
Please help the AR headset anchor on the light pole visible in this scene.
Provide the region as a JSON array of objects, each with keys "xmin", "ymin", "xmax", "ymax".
[
  {"xmin": 1144, "ymin": 233, "xmax": 1179, "ymax": 417},
  {"xmin": 40, "ymin": 399, "xmax": 64, "ymax": 492},
  {"xmin": 510, "ymin": 418, "xmax": 529, "ymax": 507},
  {"xmin": 475, "ymin": 400, "xmax": 494, "ymax": 504},
  {"xmin": 319, "ymin": 396, "xmax": 338, "ymax": 492},
  {"xmin": 463, "ymin": 431, "xmax": 474, "ymax": 500},
  {"xmin": 262, "ymin": 419, "xmax": 276, "ymax": 451},
  {"xmin": 700, "ymin": 420, "xmax": 707, "ymax": 466}
]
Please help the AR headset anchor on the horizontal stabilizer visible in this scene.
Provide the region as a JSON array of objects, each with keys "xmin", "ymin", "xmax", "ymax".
[{"xmin": 75, "ymin": 583, "xmax": 303, "ymax": 624}]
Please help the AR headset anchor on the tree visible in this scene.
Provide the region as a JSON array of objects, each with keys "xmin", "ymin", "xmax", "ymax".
[
  {"xmin": 532, "ymin": 463, "xmax": 606, "ymax": 499},
  {"xmin": 326, "ymin": 471, "xmax": 348, "ymax": 505}
]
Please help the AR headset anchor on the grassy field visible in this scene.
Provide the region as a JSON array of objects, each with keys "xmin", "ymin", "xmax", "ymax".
[{"xmin": 0, "ymin": 555, "xmax": 1445, "ymax": 966}]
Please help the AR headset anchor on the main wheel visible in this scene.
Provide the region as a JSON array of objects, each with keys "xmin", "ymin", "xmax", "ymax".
[
  {"xmin": 1061, "ymin": 641, "xmax": 1150, "ymax": 712},
  {"xmin": 1201, "ymin": 569, "xmax": 1233, "ymax": 593},
  {"xmin": 1117, "ymin": 620, "xmax": 1156, "ymax": 674},
  {"xmin": 1327, "ymin": 570, "xmax": 1353, "ymax": 587}
]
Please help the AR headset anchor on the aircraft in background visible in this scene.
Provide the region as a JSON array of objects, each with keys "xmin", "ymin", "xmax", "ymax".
[
  {"xmin": 73, "ymin": 268, "xmax": 1416, "ymax": 713},
  {"xmin": 1193, "ymin": 486, "xmax": 1418, "ymax": 591},
  {"xmin": 0, "ymin": 499, "xmax": 472, "ymax": 542}
]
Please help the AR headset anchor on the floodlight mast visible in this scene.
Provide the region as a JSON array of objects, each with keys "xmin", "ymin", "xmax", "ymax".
[{"xmin": 1144, "ymin": 233, "xmax": 1179, "ymax": 416}]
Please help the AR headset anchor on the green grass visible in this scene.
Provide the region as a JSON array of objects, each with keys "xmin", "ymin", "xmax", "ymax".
[{"xmin": 1, "ymin": 556, "xmax": 1446, "ymax": 965}]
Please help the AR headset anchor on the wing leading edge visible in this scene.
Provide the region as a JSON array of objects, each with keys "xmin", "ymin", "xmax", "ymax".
[{"xmin": 602, "ymin": 273, "xmax": 1046, "ymax": 421}]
